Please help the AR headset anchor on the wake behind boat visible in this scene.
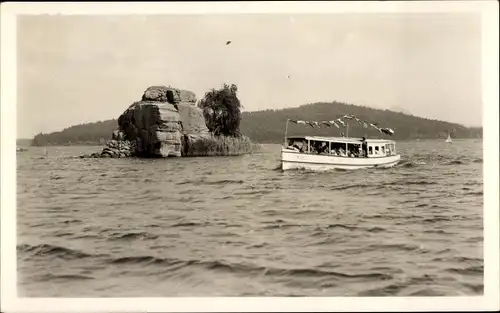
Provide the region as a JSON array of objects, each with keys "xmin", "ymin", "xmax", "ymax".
[{"xmin": 280, "ymin": 115, "xmax": 401, "ymax": 171}]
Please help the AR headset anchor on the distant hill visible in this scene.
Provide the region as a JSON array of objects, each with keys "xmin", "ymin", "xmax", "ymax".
[
  {"xmin": 239, "ymin": 101, "xmax": 482, "ymax": 143},
  {"xmin": 31, "ymin": 119, "xmax": 118, "ymax": 146},
  {"xmin": 28, "ymin": 101, "xmax": 482, "ymax": 146}
]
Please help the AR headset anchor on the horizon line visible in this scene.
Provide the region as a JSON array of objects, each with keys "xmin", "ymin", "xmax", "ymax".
[{"xmin": 16, "ymin": 101, "xmax": 483, "ymax": 140}]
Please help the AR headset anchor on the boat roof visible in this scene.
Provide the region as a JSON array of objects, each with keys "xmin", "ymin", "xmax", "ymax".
[{"xmin": 286, "ymin": 135, "xmax": 396, "ymax": 144}]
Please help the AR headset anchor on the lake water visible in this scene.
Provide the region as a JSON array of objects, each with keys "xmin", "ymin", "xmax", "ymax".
[{"xmin": 16, "ymin": 139, "xmax": 483, "ymax": 297}]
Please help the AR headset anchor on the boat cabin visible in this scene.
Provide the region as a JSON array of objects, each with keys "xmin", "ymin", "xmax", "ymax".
[{"xmin": 285, "ymin": 136, "xmax": 397, "ymax": 158}]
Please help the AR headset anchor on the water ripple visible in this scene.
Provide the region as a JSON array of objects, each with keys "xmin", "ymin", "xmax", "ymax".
[{"xmin": 16, "ymin": 141, "xmax": 484, "ymax": 297}]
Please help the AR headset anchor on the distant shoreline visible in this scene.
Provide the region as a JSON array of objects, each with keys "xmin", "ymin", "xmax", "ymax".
[
  {"xmin": 24, "ymin": 101, "xmax": 483, "ymax": 147},
  {"xmin": 22, "ymin": 137, "xmax": 483, "ymax": 148}
]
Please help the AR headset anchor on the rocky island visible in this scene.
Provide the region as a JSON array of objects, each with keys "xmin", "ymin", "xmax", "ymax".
[{"xmin": 82, "ymin": 85, "xmax": 259, "ymax": 158}]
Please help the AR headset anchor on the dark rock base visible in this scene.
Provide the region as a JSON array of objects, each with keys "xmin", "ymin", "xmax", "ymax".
[{"xmin": 80, "ymin": 140, "xmax": 136, "ymax": 159}]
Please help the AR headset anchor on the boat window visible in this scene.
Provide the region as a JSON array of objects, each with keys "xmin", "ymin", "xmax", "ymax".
[
  {"xmin": 368, "ymin": 146, "xmax": 373, "ymax": 155},
  {"xmin": 374, "ymin": 146, "xmax": 379, "ymax": 155},
  {"xmin": 381, "ymin": 146, "xmax": 385, "ymax": 154},
  {"xmin": 286, "ymin": 139, "xmax": 304, "ymax": 152},
  {"xmin": 331, "ymin": 142, "xmax": 347, "ymax": 156},
  {"xmin": 308, "ymin": 140, "xmax": 316, "ymax": 153},
  {"xmin": 307, "ymin": 140, "xmax": 329, "ymax": 154},
  {"xmin": 347, "ymin": 143, "xmax": 361, "ymax": 157}
]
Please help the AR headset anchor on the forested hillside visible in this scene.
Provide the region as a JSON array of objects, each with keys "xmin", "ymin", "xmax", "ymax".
[
  {"xmin": 239, "ymin": 101, "xmax": 482, "ymax": 143},
  {"xmin": 28, "ymin": 101, "xmax": 482, "ymax": 146},
  {"xmin": 31, "ymin": 119, "xmax": 118, "ymax": 146}
]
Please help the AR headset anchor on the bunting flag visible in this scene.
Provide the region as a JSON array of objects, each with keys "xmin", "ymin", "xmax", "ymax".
[
  {"xmin": 369, "ymin": 123, "xmax": 380, "ymax": 131},
  {"xmin": 380, "ymin": 128, "xmax": 395, "ymax": 135},
  {"xmin": 289, "ymin": 120, "xmax": 307, "ymax": 125},
  {"xmin": 329, "ymin": 120, "xmax": 340, "ymax": 128},
  {"xmin": 356, "ymin": 118, "xmax": 366, "ymax": 127},
  {"xmin": 288, "ymin": 115, "xmax": 395, "ymax": 135}
]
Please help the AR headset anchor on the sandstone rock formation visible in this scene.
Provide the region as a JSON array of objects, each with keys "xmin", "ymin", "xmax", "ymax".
[
  {"xmin": 119, "ymin": 99, "xmax": 184, "ymax": 157},
  {"xmin": 121, "ymin": 85, "xmax": 212, "ymax": 157},
  {"xmin": 99, "ymin": 85, "xmax": 209, "ymax": 158},
  {"xmin": 83, "ymin": 85, "xmax": 258, "ymax": 159}
]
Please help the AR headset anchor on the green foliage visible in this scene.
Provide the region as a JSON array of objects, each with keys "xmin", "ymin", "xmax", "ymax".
[
  {"xmin": 198, "ymin": 83, "xmax": 242, "ymax": 137},
  {"xmin": 184, "ymin": 135, "xmax": 260, "ymax": 157}
]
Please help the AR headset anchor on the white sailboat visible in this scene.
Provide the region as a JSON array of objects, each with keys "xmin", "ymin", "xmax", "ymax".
[{"xmin": 445, "ymin": 134, "xmax": 452, "ymax": 143}]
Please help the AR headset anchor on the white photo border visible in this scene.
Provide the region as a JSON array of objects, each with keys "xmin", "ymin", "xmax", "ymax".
[{"xmin": 1, "ymin": 1, "xmax": 498, "ymax": 312}]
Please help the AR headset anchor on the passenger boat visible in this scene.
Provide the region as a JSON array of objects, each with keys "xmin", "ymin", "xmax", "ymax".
[{"xmin": 280, "ymin": 115, "xmax": 401, "ymax": 171}]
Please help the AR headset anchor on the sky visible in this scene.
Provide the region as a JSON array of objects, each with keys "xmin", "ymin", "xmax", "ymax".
[{"xmin": 16, "ymin": 13, "xmax": 482, "ymax": 138}]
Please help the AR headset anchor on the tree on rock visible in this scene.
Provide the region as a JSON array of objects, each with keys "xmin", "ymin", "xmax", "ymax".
[{"xmin": 199, "ymin": 83, "xmax": 242, "ymax": 137}]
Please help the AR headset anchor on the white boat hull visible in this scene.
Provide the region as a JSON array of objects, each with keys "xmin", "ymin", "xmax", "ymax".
[{"xmin": 281, "ymin": 148, "xmax": 401, "ymax": 171}]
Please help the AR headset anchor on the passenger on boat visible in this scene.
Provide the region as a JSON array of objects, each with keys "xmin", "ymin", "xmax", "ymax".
[
  {"xmin": 317, "ymin": 142, "xmax": 329, "ymax": 154},
  {"xmin": 299, "ymin": 141, "xmax": 308, "ymax": 153},
  {"xmin": 286, "ymin": 142, "xmax": 299, "ymax": 151},
  {"xmin": 286, "ymin": 140, "xmax": 301, "ymax": 151},
  {"xmin": 361, "ymin": 137, "xmax": 368, "ymax": 157},
  {"xmin": 313, "ymin": 142, "xmax": 321, "ymax": 154}
]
